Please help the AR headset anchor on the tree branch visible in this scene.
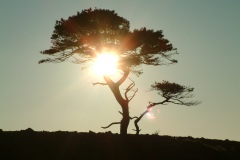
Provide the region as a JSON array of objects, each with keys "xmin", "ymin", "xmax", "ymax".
[
  {"xmin": 101, "ymin": 122, "xmax": 121, "ymax": 129},
  {"xmin": 133, "ymin": 128, "xmax": 141, "ymax": 132},
  {"xmin": 128, "ymin": 88, "xmax": 138, "ymax": 102},
  {"xmin": 151, "ymin": 99, "xmax": 169, "ymax": 107},
  {"xmin": 133, "ymin": 101, "xmax": 167, "ymax": 135},
  {"xmin": 132, "ymin": 102, "xmax": 157, "ymax": 135},
  {"xmin": 124, "ymin": 78, "xmax": 138, "ymax": 102},
  {"xmin": 103, "ymin": 75, "xmax": 115, "ymax": 86},
  {"xmin": 124, "ymin": 81, "xmax": 134, "ymax": 101},
  {"xmin": 116, "ymin": 69, "xmax": 129, "ymax": 86},
  {"xmin": 92, "ymin": 82, "xmax": 108, "ymax": 86},
  {"xmin": 118, "ymin": 111, "xmax": 137, "ymax": 119},
  {"xmin": 130, "ymin": 116, "xmax": 138, "ymax": 120},
  {"xmin": 39, "ymin": 49, "xmax": 76, "ymax": 64}
]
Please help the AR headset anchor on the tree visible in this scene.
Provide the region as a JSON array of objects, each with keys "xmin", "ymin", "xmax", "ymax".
[
  {"xmin": 132, "ymin": 81, "xmax": 201, "ymax": 135},
  {"xmin": 39, "ymin": 8, "xmax": 178, "ymax": 135}
]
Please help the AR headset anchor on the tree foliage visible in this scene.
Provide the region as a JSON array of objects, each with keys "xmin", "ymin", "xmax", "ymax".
[
  {"xmin": 39, "ymin": 8, "xmax": 177, "ymax": 76},
  {"xmin": 151, "ymin": 81, "xmax": 200, "ymax": 106},
  {"xmin": 133, "ymin": 81, "xmax": 200, "ymax": 134}
]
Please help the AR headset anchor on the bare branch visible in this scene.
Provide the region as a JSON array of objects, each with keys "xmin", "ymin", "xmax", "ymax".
[
  {"xmin": 124, "ymin": 78, "xmax": 138, "ymax": 102},
  {"xmin": 119, "ymin": 111, "xmax": 138, "ymax": 119},
  {"xmin": 101, "ymin": 122, "xmax": 121, "ymax": 129},
  {"xmin": 133, "ymin": 101, "xmax": 167, "ymax": 135},
  {"xmin": 133, "ymin": 109, "xmax": 149, "ymax": 135},
  {"xmin": 149, "ymin": 99, "xmax": 168, "ymax": 109},
  {"xmin": 133, "ymin": 129, "xmax": 141, "ymax": 132},
  {"xmin": 103, "ymin": 75, "xmax": 115, "ymax": 86},
  {"xmin": 116, "ymin": 69, "xmax": 129, "ymax": 86},
  {"xmin": 124, "ymin": 83, "xmax": 134, "ymax": 101},
  {"xmin": 92, "ymin": 82, "xmax": 108, "ymax": 86},
  {"xmin": 128, "ymin": 88, "xmax": 138, "ymax": 102},
  {"xmin": 102, "ymin": 110, "xmax": 137, "ymax": 130},
  {"xmin": 130, "ymin": 116, "xmax": 138, "ymax": 120}
]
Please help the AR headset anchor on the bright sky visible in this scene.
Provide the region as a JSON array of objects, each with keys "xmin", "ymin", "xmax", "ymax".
[{"xmin": 0, "ymin": 0, "xmax": 239, "ymax": 141}]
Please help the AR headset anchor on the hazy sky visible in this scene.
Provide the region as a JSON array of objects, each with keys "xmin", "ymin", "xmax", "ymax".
[{"xmin": 0, "ymin": 0, "xmax": 239, "ymax": 141}]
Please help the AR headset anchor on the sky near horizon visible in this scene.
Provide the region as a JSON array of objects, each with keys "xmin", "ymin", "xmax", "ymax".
[{"xmin": 0, "ymin": 0, "xmax": 240, "ymax": 141}]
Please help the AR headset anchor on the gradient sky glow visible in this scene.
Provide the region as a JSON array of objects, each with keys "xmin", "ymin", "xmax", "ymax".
[{"xmin": 0, "ymin": 0, "xmax": 240, "ymax": 141}]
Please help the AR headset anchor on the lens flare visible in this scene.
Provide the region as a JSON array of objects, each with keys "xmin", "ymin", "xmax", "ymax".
[
  {"xmin": 147, "ymin": 112, "xmax": 155, "ymax": 119},
  {"xmin": 92, "ymin": 53, "xmax": 119, "ymax": 76}
]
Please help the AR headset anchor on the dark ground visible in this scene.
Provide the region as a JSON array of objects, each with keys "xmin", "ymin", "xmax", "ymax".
[{"xmin": 0, "ymin": 128, "xmax": 239, "ymax": 160}]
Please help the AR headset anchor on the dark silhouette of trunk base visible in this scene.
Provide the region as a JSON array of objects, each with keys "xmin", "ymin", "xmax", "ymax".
[{"xmin": 120, "ymin": 105, "xmax": 130, "ymax": 135}]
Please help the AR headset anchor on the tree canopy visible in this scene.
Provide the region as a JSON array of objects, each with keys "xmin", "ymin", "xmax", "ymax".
[
  {"xmin": 150, "ymin": 81, "xmax": 200, "ymax": 106},
  {"xmin": 39, "ymin": 8, "xmax": 177, "ymax": 76}
]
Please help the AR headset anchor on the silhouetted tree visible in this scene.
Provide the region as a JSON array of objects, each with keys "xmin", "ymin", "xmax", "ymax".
[
  {"xmin": 39, "ymin": 8, "xmax": 178, "ymax": 135},
  {"xmin": 133, "ymin": 81, "xmax": 201, "ymax": 135}
]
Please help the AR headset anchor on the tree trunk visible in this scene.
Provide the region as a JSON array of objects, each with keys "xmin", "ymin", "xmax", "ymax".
[
  {"xmin": 120, "ymin": 103, "xmax": 130, "ymax": 135},
  {"xmin": 103, "ymin": 75, "xmax": 130, "ymax": 135},
  {"xmin": 134, "ymin": 110, "xmax": 148, "ymax": 135}
]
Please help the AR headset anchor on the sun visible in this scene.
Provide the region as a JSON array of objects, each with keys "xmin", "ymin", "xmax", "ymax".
[{"xmin": 92, "ymin": 53, "xmax": 119, "ymax": 76}]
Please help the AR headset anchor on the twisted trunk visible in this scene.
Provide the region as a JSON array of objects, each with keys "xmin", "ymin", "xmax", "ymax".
[
  {"xmin": 109, "ymin": 84, "xmax": 129, "ymax": 135},
  {"xmin": 120, "ymin": 102, "xmax": 130, "ymax": 135},
  {"xmin": 103, "ymin": 71, "xmax": 130, "ymax": 135},
  {"xmin": 134, "ymin": 110, "xmax": 148, "ymax": 135},
  {"xmin": 134, "ymin": 101, "xmax": 168, "ymax": 135}
]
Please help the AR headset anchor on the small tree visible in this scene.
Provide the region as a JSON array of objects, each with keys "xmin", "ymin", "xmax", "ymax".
[
  {"xmin": 133, "ymin": 81, "xmax": 200, "ymax": 135},
  {"xmin": 39, "ymin": 8, "xmax": 179, "ymax": 135}
]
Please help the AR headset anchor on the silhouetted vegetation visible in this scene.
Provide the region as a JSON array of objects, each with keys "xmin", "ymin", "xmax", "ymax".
[
  {"xmin": 0, "ymin": 129, "xmax": 239, "ymax": 160},
  {"xmin": 39, "ymin": 8, "xmax": 199, "ymax": 135},
  {"xmin": 132, "ymin": 81, "xmax": 200, "ymax": 134}
]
